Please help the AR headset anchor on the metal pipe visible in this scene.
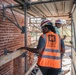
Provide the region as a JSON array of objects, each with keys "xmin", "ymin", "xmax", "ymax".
[
  {"xmin": 71, "ymin": 16, "xmax": 72, "ymax": 74},
  {"xmin": 10, "ymin": 8, "xmax": 20, "ymax": 27},
  {"xmin": 72, "ymin": 60, "xmax": 76, "ymax": 74},
  {"xmin": 30, "ymin": 0, "xmax": 69, "ymax": 5},
  {"xmin": 24, "ymin": 3, "xmax": 27, "ymax": 47},
  {"xmin": 71, "ymin": 14, "xmax": 76, "ymax": 74},
  {"xmin": 24, "ymin": 1, "xmax": 28, "ymax": 72},
  {"xmin": 3, "ymin": 4, "xmax": 20, "ymax": 9},
  {"xmin": 4, "ymin": 15, "xmax": 22, "ymax": 30},
  {"xmin": 71, "ymin": 15, "xmax": 76, "ymax": 50},
  {"xmin": 2, "ymin": 4, "xmax": 22, "ymax": 31},
  {"xmin": 12, "ymin": 8, "xmax": 24, "ymax": 15}
]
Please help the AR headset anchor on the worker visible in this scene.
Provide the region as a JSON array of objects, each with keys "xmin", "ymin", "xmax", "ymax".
[
  {"xmin": 55, "ymin": 19, "xmax": 65, "ymax": 73},
  {"xmin": 18, "ymin": 19, "xmax": 65, "ymax": 75},
  {"xmin": 54, "ymin": 19, "xmax": 62, "ymax": 35}
]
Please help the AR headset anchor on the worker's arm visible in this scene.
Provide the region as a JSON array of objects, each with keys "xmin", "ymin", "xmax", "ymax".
[
  {"xmin": 61, "ymin": 39, "xmax": 65, "ymax": 54},
  {"xmin": 18, "ymin": 46, "xmax": 44, "ymax": 54},
  {"xmin": 18, "ymin": 36, "xmax": 45, "ymax": 54},
  {"xmin": 23, "ymin": 47, "xmax": 44, "ymax": 54}
]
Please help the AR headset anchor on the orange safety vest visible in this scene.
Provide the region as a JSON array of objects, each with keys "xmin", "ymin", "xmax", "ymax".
[{"xmin": 37, "ymin": 31, "xmax": 61, "ymax": 69}]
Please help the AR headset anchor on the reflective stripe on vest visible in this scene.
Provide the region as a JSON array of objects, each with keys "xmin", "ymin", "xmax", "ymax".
[
  {"xmin": 37, "ymin": 31, "xmax": 61, "ymax": 68},
  {"xmin": 40, "ymin": 55, "xmax": 60, "ymax": 60},
  {"xmin": 44, "ymin": 48, "xmax": 60, "ymax": 53}
]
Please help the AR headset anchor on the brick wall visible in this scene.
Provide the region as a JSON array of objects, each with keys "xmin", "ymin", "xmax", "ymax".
[
  {"xmin": 13, "ymin": 57, "xmax": 25, "ymax": 75},
  {"xmin": 0, "ymin": 0, "xmax": 34, "ymax": 75},
  {"xmin": 0, "ymin": 0, "xmax": 25, "ymax": 75},
  {"xmin": 0, "ymin": 61, "xmax": 13, "ymax": 75}
]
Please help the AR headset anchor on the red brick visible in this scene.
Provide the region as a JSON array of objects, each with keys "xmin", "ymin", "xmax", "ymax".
[{"xmin": 0, "ymin": 0, "xmax": 34, "ymax": 75}]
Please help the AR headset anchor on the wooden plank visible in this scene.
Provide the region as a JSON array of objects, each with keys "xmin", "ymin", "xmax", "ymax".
[
  {"xmin": 0, "ymin": 49, "xmax": 25, "ymax": 67},
  {"xmin": 36, "ymin": 69, "xmax": 42, "ymax": 75},
  {"xmin": 0, "ymin": 42, "xmax": 38, "ymax": 67},
  {"xmin": 25, "ymin": 61, "xmax": 37, "ymax": 75},
  {"xmin": 59, "ymin": 70, "xmax": 70, "ymax": 75}
]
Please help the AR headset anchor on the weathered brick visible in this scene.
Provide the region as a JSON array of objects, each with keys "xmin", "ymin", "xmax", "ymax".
[{"xmin": 0, "ymin": 0, "xmax": 34, "ymax": 75}]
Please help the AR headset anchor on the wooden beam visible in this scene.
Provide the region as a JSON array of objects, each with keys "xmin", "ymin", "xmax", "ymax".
[
  {"xmin": 0, "ymin": 49, "xmax": 25, "ymax": 67},
  {"xmin": 53, "ymin": 3, "xmax": 59, "ymax": 16},
  {"xmin": 62, "ymin": 1, "xmax": 65, "ymax": 14},
  {"xmin": 31, "ymin": 6, "xmax": 43, "ymax": 16},
  {"xmin": 30, "ymin": 0, "xmax": 68, "ymax": 5},
  {"xmin": 34, "ymin": 5, "xmax": 47, "ymax": 17},
  {"xmin": 0, "ymin": 42, "xmax": 38, "ymax": 67},
  {"xmin": 41, "ymin": 4, "xmax": 52, "ymax": 16},
  {"xmin": 29, "ymin": 6, "xmax": 42, "ymax": 17}
]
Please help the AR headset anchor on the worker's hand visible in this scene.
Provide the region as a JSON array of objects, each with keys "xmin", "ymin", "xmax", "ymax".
[
  {"xmin": 61, "ymin": 48, "xmax": 65, "ymax": 54},
  {"xmin": 61, "ymin": 51, "xmax": 65, "ymax": 55},
  {"xmin": 17, "ymin": 47, "xmax": 26, "ymax": 50}
]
